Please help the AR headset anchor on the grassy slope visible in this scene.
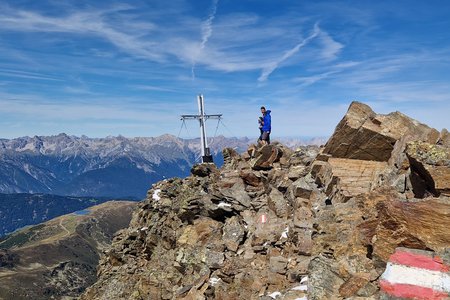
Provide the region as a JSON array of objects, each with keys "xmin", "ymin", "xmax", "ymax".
[{"xmin": 0, "ymin": 200, "xmax": 137, "ymax": 300}]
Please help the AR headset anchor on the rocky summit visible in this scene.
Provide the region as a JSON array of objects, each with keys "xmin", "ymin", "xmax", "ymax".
[{"xmin": 81, "ymin": 101, "xmax": 449, "ymax": 300}]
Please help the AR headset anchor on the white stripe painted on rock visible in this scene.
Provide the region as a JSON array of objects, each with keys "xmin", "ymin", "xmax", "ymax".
[{"xmin": 381, "ymin": 262, "xmax": 450, "ymax": 293}]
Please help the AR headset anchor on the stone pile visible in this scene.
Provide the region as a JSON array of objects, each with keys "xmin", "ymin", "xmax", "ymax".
[
  {"xmin": 81, "ymin": 142, "xmax": 320, "ymax": 300},
  {"xmin": 81, "ymin": 101, "xmax": 449, "ymax": 300}
]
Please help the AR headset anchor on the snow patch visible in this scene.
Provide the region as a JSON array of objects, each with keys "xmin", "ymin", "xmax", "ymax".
[
  {"xmin": 152, "ymin": 189, "xmax": 161, "ymax": 201},
  {"xmin": 294, "ymin": 297, "xmax": 308, "ymax": 300},
  {"xmin": 218, "ymin": 202, "xmax": 232, "ymax": 208},
  {"xmin": 280, "ymin": 226, "xmax": 289, "ymax": 239},
  {"xmin": 140, "ymin": 227, "xmax": 148, "ymax": 231},
  {"xmin": 292, "ymin": 285, "xmax": 308, "ymax": 291},
  {"xmin": 268, "ymin": 291, "xmax": 282, "ymax": 299},
  {"xmin": 209, "ymin": 277, "xmax": 221, "ymax": 286}
]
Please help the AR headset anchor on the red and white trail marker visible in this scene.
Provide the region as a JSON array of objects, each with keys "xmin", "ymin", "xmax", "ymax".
[
  {"xmin": 380, "ymin": 247, "xmax": 450, "ymax": 300},
  {"xmin": 259, "ymin": 214, "xmax": 267, "ymax": 224}
]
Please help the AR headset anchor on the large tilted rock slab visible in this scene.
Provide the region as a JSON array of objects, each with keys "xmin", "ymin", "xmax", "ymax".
[
  {"xmin": 371, "ymin": 196, "xmax": 450, "ymax": 262},
  {"xmin": 323, "ymin": 101, "xmax": 439, "ymax": 161},
  {"xmin": 312, "ymin": 157, "xmax": 388, "ymax": 202},
  {"xmin": 312, "ymin": 101, "xmax": 448, "ymax": 202}
]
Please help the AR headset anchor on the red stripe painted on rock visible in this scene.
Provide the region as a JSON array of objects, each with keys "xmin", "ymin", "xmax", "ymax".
[
  {"xmin": 380, "ymin": 280, "xmax": 449, "ymax": 300},
  {"xmin": 390, "ymin": 250, "xmax": 450, "ymax": 272}
]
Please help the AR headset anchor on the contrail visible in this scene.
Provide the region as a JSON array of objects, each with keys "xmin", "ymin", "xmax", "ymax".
[
  {"xmin": 192, "ymin": 0, "xmax": 219, "ymax": 80},
  {"xmin": 258, "ymin": 23, "xmax": 320, "ymax": 82},
  {"xmin": 201, "ymin": 0, "xmax": 219, "ymax": 49}
]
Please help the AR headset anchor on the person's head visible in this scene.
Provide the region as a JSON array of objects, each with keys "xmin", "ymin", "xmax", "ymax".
[{"xmin": 260, "ymin": 106, "xmax": 266, "ymax": 114}]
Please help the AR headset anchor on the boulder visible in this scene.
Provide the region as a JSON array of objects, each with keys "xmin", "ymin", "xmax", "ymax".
[
  {"xmin": 191, "ymin": 163, "xmax": 218, "ymax": 177},
  {"xmin": 323, "ymin": 101, "xmax": 439, "ymax": 161},
  {"xmin": 405, "ymin": 141, "xmax": 450, "ymax": 197},
  {"xmin": 250, "ymin": 144, "xmax": 283, "ymax": 170},
  {"xmin": 222, "ymin": 216, "xmax": 245, "ymax": 252}
]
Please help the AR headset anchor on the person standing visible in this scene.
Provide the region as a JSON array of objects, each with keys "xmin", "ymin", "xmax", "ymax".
[{"xmin": 260, "ymin": 106, "xmax": 271, "ymax": 144}]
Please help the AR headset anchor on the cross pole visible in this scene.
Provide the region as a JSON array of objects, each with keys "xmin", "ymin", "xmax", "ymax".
[{"xmin": 181, "ymin": 94, "xmax": 222, "ymax": 163}]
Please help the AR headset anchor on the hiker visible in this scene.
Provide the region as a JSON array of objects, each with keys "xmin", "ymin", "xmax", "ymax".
[{"xmin": 260, "ymin": 106, "xmax": 271, "ymax": 145}]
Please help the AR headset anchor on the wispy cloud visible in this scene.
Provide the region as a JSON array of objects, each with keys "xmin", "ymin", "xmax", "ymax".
[
  {"xmin": 318, "ymin": 30, "xmax": 344, "ymax": 60},
  {"xmin": 0, "ymin": 6, "xmax": 164, "ymax": 62},
  {"xmin": 0, "ymin": 1, "xmax": 449, "ymax": 138},
  {"xmin": 201, "ymin": 0, "xmax": 219, "ymax": 49},
  {"xmin": 192, "ymin": 0, "xmax": 220, "ymax": 79},
  {"xmin": 293, "ymin": 71, "xmax": 340, "ymax": 87},
  {"xmin": 0, "ymin": 68, "xmax": 64, "ymax": 82},
  {"xmin": 0, "ymin": 4, "xmax": 343, "ymax": 83},
  {"xmin": 258, "ymin": 23, "xmax": 320, "ymax": 82}
]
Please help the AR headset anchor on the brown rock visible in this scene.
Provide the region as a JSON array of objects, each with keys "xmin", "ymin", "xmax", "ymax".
[
  {"xmin": 239, "ymin": 170, "xmax": 261, "ymax": 187},
  {"xmin": 222, "ymin": 216, "xmax": 245, "ymax": 252},
  {"xmin": 405, "ymin": 141, "xmax": 450, "ymax": 197},
  {"xmin": 323, "ymin": 101, "xmax": 439, "ymax": 161},
  {"xmin": 325, "ymin": 157, "xmax": 388, "ymax": 202},
  {"xmin": 292, "ymin": 177, "xmax": 316, "ymax": 199},
  {"xmin": 268, "ymin": 188, "xmax": 289, "ymax": 218},
  {"xmin": 191, "ymin": 163, "xmax": 218, "ymax": 177},
  {"xmin": 373, "ymin": 197, "xmax": 450, "ymax": 262},
  {"xmin": 269, "ymin": 256, "xmax": 288, "ymax": 274},
  {"xmin": 222, "ymin": 147, "xmax": 240, "ymax": 165},
  {"xmin": 250, "ymin": 144, "xmax": 283, "ymax": 170},
  {"xmin": 438, "ymin": 128, "xmax": 450, "ymax": 147},
  {"xmin": 339, "ymin": 275, "xmax": 369, "ymax": 297}
]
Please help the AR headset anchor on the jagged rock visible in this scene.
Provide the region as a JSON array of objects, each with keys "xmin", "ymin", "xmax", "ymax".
[
  {"xmin": 405, "ymin": 141, "xmax": 450, "ymax": 197},
  {"xmin": 308, "ymin": 256, "xmax": 345, "ymax": 299},
  {"xmin": 268, "ymin": 188, "xmax": 289, "ymax": 218},
  {"xmin": 323, "ymin": 101, "xmax": 439, "ymax": 161},
  {"xmin": 239, "ymin": 170, "xmax": 261, "ymax": 187},
  {"xmin": 291, "ymin": 176, "xmax": 316, "ymax": 199},
  {"xmin": 438, "ymin": 128, "xmax": 450, "ymax": 147},
  {"xmin": 372, "ymin": 197, "xmax": 450, "ymax": 262},
  {"xmin": 269, "ymin": 256, "xmax": 288, "ymax": 274},
  {"xmin": 325, "ymin": 157, "xmax": 387, "ymax": 202},
  {"xmin": 287, "ymin": 165, "xmax": 308, "ymax": 181},
  {"xmin": 338, "ymin": 275, "xmax": 370, "ymax": 298},
  {"xmin": 222, "ymin": 216, "xmax": 245, "ymax": 252},
  {"xmin": 250, "ymin": 144, "xmax": 283, "ymax": 170},
  {"xmin": 191, "ymin": 163, "xmax": 218, "ymax": 177},
  {"xmin": 222, "ymin": 147, "xmax": 240, "ymax": 165},
  {"xmin": 289, "ymin": 146, "xmax": 320, "ymax": 166}
]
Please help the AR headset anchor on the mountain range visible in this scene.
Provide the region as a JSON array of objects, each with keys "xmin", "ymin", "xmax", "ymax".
[
  {"xmin": 0, "ymin": 134, "xmax": 251, "ymax": 199},
  {"xmin": 0, "ymin": 134, "xmax": 326, "ymax": 199}
]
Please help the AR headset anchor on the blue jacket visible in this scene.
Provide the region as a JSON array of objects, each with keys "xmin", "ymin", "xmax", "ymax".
[{"xmin": 262, "ymin": 110, "xmax": 271, "ymax": 132}]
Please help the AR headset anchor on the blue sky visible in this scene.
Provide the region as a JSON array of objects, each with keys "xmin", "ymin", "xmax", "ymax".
[{"xmin": 0, "ymin": 0, "xmax": 449, "ymax": 139}]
